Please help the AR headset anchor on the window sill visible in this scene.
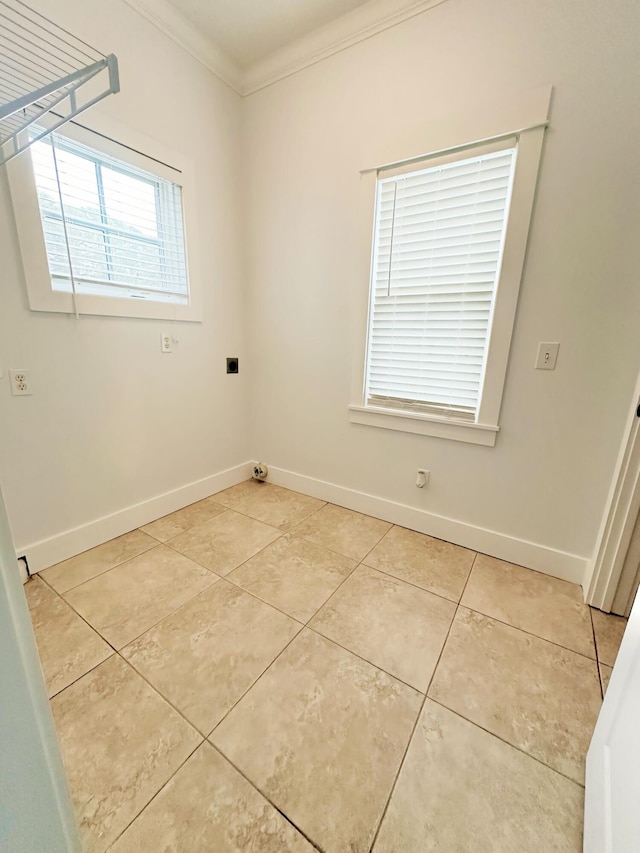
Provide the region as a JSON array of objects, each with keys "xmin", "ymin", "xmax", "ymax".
[
  {"xmin": 348, "ymin": 405, "xmax": 499, "ymax": 446},
  {"xmin": 27, "ymin": 288, "xmax": 202, "ymax": 322}
]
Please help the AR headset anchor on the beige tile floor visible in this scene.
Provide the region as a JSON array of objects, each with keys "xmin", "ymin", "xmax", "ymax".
[{"xmin": 24, "ymin": 481, "xmax": 628, "ymax": 852}]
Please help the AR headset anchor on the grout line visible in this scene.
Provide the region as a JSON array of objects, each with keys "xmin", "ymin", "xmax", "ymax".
[
  {"xmin": 205, "ymin": 625, "xmax": 305, "ymax": 737},
  {"xmin": 105, "ymin": 738, "xmax": 205, "ymax": 850},
  {"xmin": 359, "ymin": 523, "xmax": 396, "ymax": 564},
  {"xmin": 453, "ymin": 603, "xmax": 600, "ymax": 664},
  {"xmin": 41, "ymin": 536, "xmax": 158, "ymax": 595},
  {"xmin": 162, "ymin": 517, "xmax": 285, "ymax": 576},
  {"xmin": 139, "ymin": 499, "xmax": 229, "ymax": 542},
  {"xmin": 58, "ymin": 541, "xmax": 166, "ymax": 596},
  {"xmin": 116, "ymin": 651, "xmax": 213, "ymax": 739},
  {"xmin": 367, "ymin": 551, "xmax": 477, "ymax": 852},
  {"xmin": 286, "ymin": 532, "xmax": 370, "ymax": 562},
  {"xmin": 589, "ymin": 606, "xmax": 605, "ymax": 699},
  {"xmin": 298, "ymin": 562, "xmax": 362, "ymax": 626},
  {"xmin": 229, "ymin": 492, "xmax": 328, "ymax": 529},
  {"xmin": 304, "ymin": 624, "xmax": 424, "ymax": 696},
  {"xmin": 63, "ymin": 569, "xmax": 219, "ymax": 654},
  {"xmin": 38, "ymin": 572, "xmax": 121, "ymax": 662},
  {"xmin": 114, "ymin": 572, "xmax": 222, "ymax": 648},
  {"xmin": 47, "ymin": 651, "xmax": 117, "ymax": 701},
  {"xmin": 206, "ymin": 742, "xmax": 324, "ymax": 852},
  {"xmin": 359, "ymin": 556, "xmax": 467, "ymax": 604},
  {"xmin": 282, "ymin": 508, "xmax": 393, "ymax": 564},
  {"xmin": 425, "ymin": 694, "xmax": 586, "ymax": 789},
  {"xmin": 219, "ymin": 574, "xmax": 308, "ymax": 626}
]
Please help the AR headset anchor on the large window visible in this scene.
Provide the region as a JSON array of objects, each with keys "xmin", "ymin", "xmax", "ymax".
[
  {"xmin": 349, "ymin": 92, "xmax": 549, "ymax": 446},
  {"xmin": 7, "ymin": 119, "xmax": 201, "ymax": 321},
  {"xmin": 31, "ymin": 132, "xmax": 188, "ymax": 305},
  {"xmin": 365, "ymin": 141, "xmax": 516, "ymax": 421}
]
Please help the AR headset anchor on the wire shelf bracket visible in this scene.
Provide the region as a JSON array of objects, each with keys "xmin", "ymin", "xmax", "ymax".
[{"xmin": 0, "ymin": 0, "xmax": 119, "ymax": 165}]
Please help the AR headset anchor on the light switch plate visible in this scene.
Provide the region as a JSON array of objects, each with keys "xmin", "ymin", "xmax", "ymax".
[{"xmin": 535, "ymin": 342, "xmax": 559, "ymax": 370}]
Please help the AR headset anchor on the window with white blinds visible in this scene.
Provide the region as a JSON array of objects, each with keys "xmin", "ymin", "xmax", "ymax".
[
  {"xmin": 30, "ymin": 131, "xmax": 189, "ymax": 305},
  {"xmin": 365, "ymin": 141, "xmax": 517, "ymax": 421}
]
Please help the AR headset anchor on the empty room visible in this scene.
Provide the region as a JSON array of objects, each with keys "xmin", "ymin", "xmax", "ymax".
[{"xmin": 1, "ymin": 0, "xmax": 640, "ymax": 850}]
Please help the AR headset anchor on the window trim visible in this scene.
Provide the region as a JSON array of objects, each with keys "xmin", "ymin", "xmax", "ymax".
[
  {"xmin": 6, "ymin": 113, "xmax": 202, "ymax": 322},
  {"xmin": 349, "ymin": 86, "xmax": 551, "ymax": 446}
]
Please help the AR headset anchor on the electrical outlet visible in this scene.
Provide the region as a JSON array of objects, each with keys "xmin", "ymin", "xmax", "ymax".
[
  {"xmin": 416, "ymin": 468, "xmax": 430, "ymax": 488},
  {"xmin": 9, "ymin": 369, "xmax": 31, "ymax": 396},
  {"xmin": 160, "ymin": 333, "xmax": 173, "ymax": 353}
]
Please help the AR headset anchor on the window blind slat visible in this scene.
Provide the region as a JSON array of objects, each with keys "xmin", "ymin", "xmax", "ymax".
[{"xmin": 366, "ymin": 145, "xmax": 516, "ymax": 417}]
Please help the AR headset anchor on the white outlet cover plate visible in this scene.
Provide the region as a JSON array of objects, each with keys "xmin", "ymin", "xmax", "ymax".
[
  {"xmin": 535, "ymin": 342, "xmax": 559, "ymax": 370},
  {"xmin": 9, "ymin": 369, "xmax": 31, "ymax": 395},
  {"xmin": 160, "ymin": 333, "xmax": 172, "ymax": 353},
  {"xmin": 416, "ymin": 469, "xmax": 430, "ymax": 488}
]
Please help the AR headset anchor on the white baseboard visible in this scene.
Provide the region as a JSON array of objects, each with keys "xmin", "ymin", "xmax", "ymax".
[
  {"xmin": 22, "ymin": 458, "xmax": 588, "ymax": 588},
  {"xmin": 267, "ymin": 465, "xmax": 588, "ymax": 588},
  {"xmin": 22, "ymin": 461, "xmax": 253, "ymax": 573}
]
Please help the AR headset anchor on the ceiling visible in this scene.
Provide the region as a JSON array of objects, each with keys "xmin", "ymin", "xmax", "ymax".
[
  {"xmin": 125, "ymin": 0, "xmax": 446, "ymax": 94},
  {"xmin": 164, "ymin": 0, "xmax": 372, "ymax": 67}
]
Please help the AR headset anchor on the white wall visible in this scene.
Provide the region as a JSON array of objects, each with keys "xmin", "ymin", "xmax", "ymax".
[
  {"xmin": 3, "ymin": 0, "xmax": 640, "ymax": 581},
  {"xmin": 0, "ymin": 0, "xmax": 248, "ymax": 564},
  {"xmin": 243, "ymin": 0, "xmax": 640, "ymax": 570}
]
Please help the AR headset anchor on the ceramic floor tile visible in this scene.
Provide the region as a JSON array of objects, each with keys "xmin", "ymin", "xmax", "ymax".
[
  {"xmin": 110, "ymin": 743, "xmax": 314, "ymax": 852},
  {"xmin": 168, "ymin": 510, "xmax": 281, "ymax": 575},
  {"xmin": 292, "ymin": 503, "xmax": 391, "ymax": 561},
  {"xmin": 234, "ymin": 484, "xmax": 325, "ymax": 532},
  {"xmin": 591, "ymin": 608, "xmax": 627, "ymax": 667},
  {"xmin": 212, "ymin": 479, "xmax": 269, "ymax": 508},
  {"xmin": 428, "ymin": 608, "xmax": 601, "ymax": 784},
  {"xmin": 140, "ymin": 498, "xmax": 226, "ymax": 543},
  {"xmin": 228, "ymin": 533, "xmax": 356, "ymax": 622},
  {"xmin": 24, "ymin": 576, "xmax": 112, "ymax": 697},
  {"xmin": 364, "ymin": 525, "xmax": 475, "ymax": 602},
  {"xmin": 461, "ymin": 554, "xmax": 595, "ymax": 658},
  {"xmin": 41, "ymin": 529, "xmax": 156, "ymax": 593},
  {"xmin": 24, "ymin": 575, "xmax": 52, "ymax": 613},
  {"xmin": 211, "ymin": 629, "xmax": 421, "ymax": 853},
  {"xmin": 64, "ymin": 545, "xmax": 216, "ymax": 649},
  {"xmin": 51, "ymin": 655, "xmax": 201, "ymax": 853},
  {"xmin": 122, "ymin": 580, "xmax": 301, "ymax": 734},
  {"xmin": 373, "ymin": 699, "xmax": 584, "ymax": 853},
  {"xmin": 599, "ymin": 663, "xmax": 613, "ymax": 695},
  {"xmin": 310, "ymin": 566, "xmax": 455, "ymax": 691}
]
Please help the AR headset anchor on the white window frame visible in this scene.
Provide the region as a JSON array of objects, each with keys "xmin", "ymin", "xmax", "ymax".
[
  {"xmin": 349, "ymin": 86, "xmax": 551, "ymax": 447},
  {"xmin": 6, "ymin": 113, "xmax": 202, "ymax": 322}
]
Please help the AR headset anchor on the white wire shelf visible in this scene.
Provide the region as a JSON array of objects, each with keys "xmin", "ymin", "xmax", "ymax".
[{"xmin": 0, "ymin": 0, "xmax": 119, "ymax": 164}]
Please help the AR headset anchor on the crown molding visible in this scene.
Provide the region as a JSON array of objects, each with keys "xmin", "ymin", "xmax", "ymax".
[
  {"xmin": 241, "ymin": 0, "xmax": 449, "ymax": 95},
  {"xmin": 121, "ymin": 0, "xmax": 243, "ymax": 94},
  {"xmin": 122, "ymin": 0, "xmax": 448, "ymax": 97}
]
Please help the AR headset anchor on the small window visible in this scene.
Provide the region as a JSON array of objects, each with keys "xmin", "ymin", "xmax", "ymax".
[
  {"xmin": 30, "ymin": 131, "xmax": 189, "ymax": 305},
  {"xmin": 7, "ymin": 119, "xmax": 201, "ymax": 322},
  {"xmin": 366, "ymin": 141, "xmax": 516, "ymax": 421}
]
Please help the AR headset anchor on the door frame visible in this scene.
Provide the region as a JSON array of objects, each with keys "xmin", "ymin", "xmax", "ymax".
[
  {"xmin": 586, "ymin": 370, "xmax": 640, "ymax": 611},
  {"xmin": 0, "ymin": 484, "xmax": 80, "ymax": 850}
]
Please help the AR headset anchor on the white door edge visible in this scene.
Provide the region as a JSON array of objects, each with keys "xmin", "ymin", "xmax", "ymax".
[{"xmin": 586, "ymin": 367, "xmax": 640, "ymax": 609}]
